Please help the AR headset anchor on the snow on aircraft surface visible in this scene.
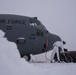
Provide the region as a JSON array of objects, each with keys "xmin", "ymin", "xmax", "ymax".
[{"xmin": 0, "ymin": 14, "xmax": 61, "ymax": 61}]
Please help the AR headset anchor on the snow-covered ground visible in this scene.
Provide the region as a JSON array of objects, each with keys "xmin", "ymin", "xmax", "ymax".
[
  {"xmin": 0, "ymin": 30, "xmax": 76, "ymax": 75},
  {"xmin": 33, "ymin": 63, "xmax": 76, "ymax": 75}
]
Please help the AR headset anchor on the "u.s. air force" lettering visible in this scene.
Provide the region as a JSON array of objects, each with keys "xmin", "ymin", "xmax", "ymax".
[{"xmin": 0, "ymin": 19, "xmax": 26, "ymax": 25}]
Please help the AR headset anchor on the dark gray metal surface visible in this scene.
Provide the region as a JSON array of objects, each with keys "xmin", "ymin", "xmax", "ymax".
[{"xmin": 0, "ymin": 14, "xmax": 61, "ymax": 57}]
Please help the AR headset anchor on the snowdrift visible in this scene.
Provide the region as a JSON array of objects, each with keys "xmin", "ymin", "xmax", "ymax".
[
  {"xmin": 0, "ymin": 30, "xmax": 44, "ymax": 75},
  {"xmin": 0, "ymin": 30, "xmax": 76, "ymax": 75}
]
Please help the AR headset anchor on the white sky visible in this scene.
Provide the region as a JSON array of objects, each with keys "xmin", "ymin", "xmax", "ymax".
[{"xmin": 0, "ymin": 0, "xmax": 76, "ymax": 50}]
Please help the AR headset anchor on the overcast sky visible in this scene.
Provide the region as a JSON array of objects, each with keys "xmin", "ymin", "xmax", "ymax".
[{"xmin": 0, "ymin": 0, "xmax": 76, "ymax": 50}]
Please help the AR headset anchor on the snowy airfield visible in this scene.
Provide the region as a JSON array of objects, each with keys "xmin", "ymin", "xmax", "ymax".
[
  {"xmin": 32, "ymin": 63, "xmax": 76, "ymax": 75},
  {"xmin": 0, "ymin": 30, "xmax": 76, "ymax": 75}
]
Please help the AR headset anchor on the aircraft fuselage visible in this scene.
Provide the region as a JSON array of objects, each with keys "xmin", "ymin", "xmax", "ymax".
[{"xmin": 0, "ymin": 14, "xmax": 61, "ymax": 58}]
